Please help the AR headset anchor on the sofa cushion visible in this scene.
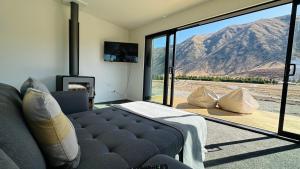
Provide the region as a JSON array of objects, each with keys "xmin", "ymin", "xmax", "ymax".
[
  {"xmin": 52, "ymin": 91, "xmax": 89, "ymax": 115},
  {"xmin": 22, "ymin": 88, "xmax": 80, "ymax": 168},
  {"xmin": 20, "ymin": 77, "xmax": 50, "ymax": 98},
  {"xmin": 68, "ymin": 107, "xmax": 183, "ymax": 168},
  {"xmin": 75, "ymin": 140, "xmax": 130, "ymax": 169},
  {"xmin": 0, "ymin": 83, "xmax": 46, "ymax": 169},
  {"xmin": 0, "ymin": 149, "xmax": 20, "ymax": 169},
  {"xmin": 143, "ymin": 154, "xmax": 192, "ymax": 169}
]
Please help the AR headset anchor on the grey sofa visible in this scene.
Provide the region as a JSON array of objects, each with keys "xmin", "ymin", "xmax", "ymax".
[{"xmin": 0, "ymin": 83, "xmax": 191, "ymax": 169}]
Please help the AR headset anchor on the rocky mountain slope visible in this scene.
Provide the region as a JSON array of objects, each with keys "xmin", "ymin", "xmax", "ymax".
[{"xmin": 153, "ymin": 15, "xmax": 296, "ymax": 80}]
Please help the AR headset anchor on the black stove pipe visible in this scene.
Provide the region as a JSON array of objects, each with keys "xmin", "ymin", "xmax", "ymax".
[{"xmin": 69, "ymin": 2, "xmax": 79, "ymax": 76}]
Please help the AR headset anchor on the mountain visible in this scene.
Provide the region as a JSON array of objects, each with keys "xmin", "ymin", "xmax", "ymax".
[{"xmin": 153, "ymin": 15, "xmax": 296, "ymax": 80}]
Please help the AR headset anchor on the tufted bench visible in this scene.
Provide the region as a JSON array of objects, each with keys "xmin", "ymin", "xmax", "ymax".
[{"xmin": 68, "ymin": 107, "xmax": 184, "ymax": 168}]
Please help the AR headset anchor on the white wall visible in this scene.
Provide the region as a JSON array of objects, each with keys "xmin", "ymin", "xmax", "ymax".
[
  {"xmin": 0, "ymin": 0, "xmax": 129, "ymax": 103},
  {"xmin": 0, "ymin": 0, "xmax": 68, "ymax": 91},
  {"xmin": 79, "ymin": 11, "xmax": 129, "ymax": 102},
  {"xmin": 127, "ymin": 0, "xmax": 271, "ymax": 101}
]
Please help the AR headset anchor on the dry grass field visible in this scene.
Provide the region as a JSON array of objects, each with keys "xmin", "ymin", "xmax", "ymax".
[{"xmin": 150, "ymin": 80, "xmax": 300, "ymax": 134}]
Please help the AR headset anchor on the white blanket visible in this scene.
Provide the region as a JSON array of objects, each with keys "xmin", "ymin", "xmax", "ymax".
[{"xmin": 113, "ymin": 101, "xmax": 207, "ymax": 169}]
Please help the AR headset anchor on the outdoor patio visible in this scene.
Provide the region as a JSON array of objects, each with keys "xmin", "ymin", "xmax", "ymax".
[{"xmin": 172, "ymin": 97, "xmax": 300, "ymax": 134}]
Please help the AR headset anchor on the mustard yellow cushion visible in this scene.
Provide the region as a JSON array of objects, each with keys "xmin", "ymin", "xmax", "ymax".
[{"xmin": 22, "ymin": 88, "xmax": 80, "ymax": 168}]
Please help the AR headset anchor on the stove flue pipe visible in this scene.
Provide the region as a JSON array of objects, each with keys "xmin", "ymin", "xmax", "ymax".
[{"xmin": 69, "ymin": 2, "xmax": 79, "ymax": 76}]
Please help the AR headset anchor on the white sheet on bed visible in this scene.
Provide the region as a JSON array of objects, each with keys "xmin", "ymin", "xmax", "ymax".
[{"xmin": 113, "ymin": 101, "xmax": 207, "ymax": 169}]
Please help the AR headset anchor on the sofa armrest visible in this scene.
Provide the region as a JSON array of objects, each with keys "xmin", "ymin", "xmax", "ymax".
[
  {"xmin": 143, "ymin": 154, "xmax": 192, "ymax": 169},
  {"xmin": 51, "ymin": 91, "xmax": 89, "ymax": 115}
]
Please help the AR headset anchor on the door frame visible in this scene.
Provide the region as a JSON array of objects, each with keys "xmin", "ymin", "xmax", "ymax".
[
  {"xmin": 278, "ymin": 0, "xmax": 300, "ymax": 140},
  {"xmin": 143, "ymin": 29, "xmax": 177, "ymax": 106}
]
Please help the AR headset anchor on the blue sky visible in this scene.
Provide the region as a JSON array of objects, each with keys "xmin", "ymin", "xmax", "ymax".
[{"xmin": 153, "ymin": 3, "xmax": 292, "ymax": 48}]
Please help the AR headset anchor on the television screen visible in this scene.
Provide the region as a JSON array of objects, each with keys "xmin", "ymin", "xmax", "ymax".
[{"xmin": 104, "ymin": 41, "xmax": 138, "ymax": 63}]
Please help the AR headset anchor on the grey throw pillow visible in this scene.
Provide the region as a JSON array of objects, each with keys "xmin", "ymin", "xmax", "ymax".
[
  {"xmin": 22, "ymin": 88, "xmax": 80, "ymax": 168},
  {"xmin": 0, "ymin": 149, "xmax": 20, "ymax": 169},
  {"xmin": 20, "ymin": 77, "xmax": 50, "ymax": 98}
]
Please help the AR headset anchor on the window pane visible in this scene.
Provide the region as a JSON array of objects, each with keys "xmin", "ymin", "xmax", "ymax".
[
  {"xmin": 150, "ymin": 36, "xmax": 166, "ymax": 103},
  {"xmin": 171, "ymin": 4, "xmax": 292, "ymax": 132},
  {"xmin": 283, "ymin": 5, "xmax": 300, "ymax": 134}
]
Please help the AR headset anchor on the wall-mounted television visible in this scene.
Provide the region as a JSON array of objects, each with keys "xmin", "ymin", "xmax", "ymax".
[{"xmin": 104, "ymin": 41, "xmax": 138, "ymax": 63}]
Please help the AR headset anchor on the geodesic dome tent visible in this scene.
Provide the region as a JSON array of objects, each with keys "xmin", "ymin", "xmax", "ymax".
[
  {"xmin": 187, "ymin": 86, "xmax": 218, "ymax": 108},
  {"xmin": 218, "ymin": 88, "xmax": 259, "ymax": 114}
]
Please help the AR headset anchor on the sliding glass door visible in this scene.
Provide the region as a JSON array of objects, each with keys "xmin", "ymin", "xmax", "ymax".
[
  {"xmin": 143, "ymin": 0, "xmax": 300, "ymax": 140},
  {"xmin": 146, "ymin": 35, "xmax": 167, "ymax": 104},
  {"xmin": 143, "ymin": 31, "xmax": 176, "ymax": 106},
  {"xmin": 279, "ymin": 0, "xmax": 300, "ymax": 140},
  {"xmin": 170, "ymin": 3, "xmax": 292, "ymax": 134}
]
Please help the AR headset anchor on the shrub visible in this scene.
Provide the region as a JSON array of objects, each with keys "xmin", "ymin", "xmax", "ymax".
[
  {"xmin": 152, "ymin": 74, "xmax": 164, "ymax": 80},
  {"xmin": 175, "ymin": 75, "xmax": 278, "ymax": 84}
]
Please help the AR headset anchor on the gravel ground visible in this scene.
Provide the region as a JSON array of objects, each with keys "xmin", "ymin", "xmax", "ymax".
[{"xmin": 151, "ymin": 80, "xmax": 300, "ymax": 116}]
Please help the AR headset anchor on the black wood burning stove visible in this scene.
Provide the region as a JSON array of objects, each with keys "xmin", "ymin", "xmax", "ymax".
[
  {"xmin": 57, "ymin": 1, "xmax": 95, "ymax": 109},
  {"xmin": 56, "ymin": 76, "xmax": 95, "ymax": 109}
]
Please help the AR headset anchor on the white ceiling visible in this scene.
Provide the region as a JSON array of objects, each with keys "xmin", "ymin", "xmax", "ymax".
[{"xmin": 80, "ymin": 0, "xmax": 208, "ymax": 30}]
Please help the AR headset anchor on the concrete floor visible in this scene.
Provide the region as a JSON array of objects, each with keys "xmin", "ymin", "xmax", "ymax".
[{"xmin": 204, "ymin": 120, "xmax": 300, "ymax": 169}]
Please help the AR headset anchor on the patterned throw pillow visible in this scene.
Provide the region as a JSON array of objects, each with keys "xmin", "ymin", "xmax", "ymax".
[
  {"xmin": 20, "ymin": 77, "xmax": 50, "ymax": 98},
  {"xmin": 22, "ymin": 88, "xmax": 80, "ymax": 168}
]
